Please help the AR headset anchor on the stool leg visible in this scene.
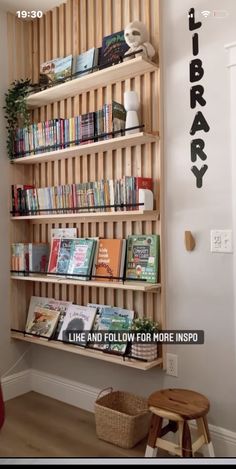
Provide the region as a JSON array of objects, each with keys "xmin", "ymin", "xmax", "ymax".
[
  {"xmin": 145, "ymin": 414, "xmax": 163, "ymax": 457},
  {"xmin": 202, "ymin": 416, "xmax": 215, "ymax": 457},
  {"xmin": 181, "ymin": 421, "xmax": 192, "ymax": 457},
  {"xmin": 196, "ymin": 417, "xmax": 215, "ymax": 457}
]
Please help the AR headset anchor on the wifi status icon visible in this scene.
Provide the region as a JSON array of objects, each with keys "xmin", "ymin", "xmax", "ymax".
[{"xmin": 201, "ymin": 10, "xmax": 211, "ymax": 18}]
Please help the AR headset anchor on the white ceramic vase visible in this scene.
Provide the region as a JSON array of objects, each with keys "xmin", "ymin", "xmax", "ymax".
[{"xmin": 124, "ymin": 91, "xmax": 140, "ymax": 135}]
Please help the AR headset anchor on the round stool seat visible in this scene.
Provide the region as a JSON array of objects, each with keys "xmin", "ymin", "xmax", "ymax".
[{"xmin": 148, "ymin": 388, "xmax": 210, "ymax": 421}]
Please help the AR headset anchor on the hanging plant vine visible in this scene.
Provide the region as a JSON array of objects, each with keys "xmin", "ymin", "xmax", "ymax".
[{"xmin": 4, "ymin": 78, "xmax": 31, "ymax": 160}]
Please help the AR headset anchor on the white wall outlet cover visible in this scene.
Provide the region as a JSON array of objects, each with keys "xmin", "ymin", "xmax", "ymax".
[{"xmin": 211, "ymin": 230, "xmax": 233, "ymax": 253}]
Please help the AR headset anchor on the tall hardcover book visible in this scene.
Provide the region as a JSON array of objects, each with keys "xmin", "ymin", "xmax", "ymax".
[
  {"xmin": 25, "ymin": 306, "xmax": 60, "ymax": 338},
  {"xmin": 56, "ymin": 238, "xmax": 74, "ymax": 275},
  {"xmin": 99, "ymin": 30, "xmax": 129, "ymax": 69},
  {"xmin": 94, "ymin": 239, "xmax": 124, "ymax": 282},
  {"xmin": 40, "ymin": 55, "xmax": 72, "ymax": 83},
  {"xmin": 58, "ymin": 304, "xmax": 97, "ymax": 345},
  {"xmin": 125, "ymin": 235, "xmax": 160, "ymax": 284},
  {"xmin": 72, "ymin": 47, "xmax": 98, "ymax": 77},
  {"xmin": 67, "ymin": 238, "xmax": 96, "ymax": 280},
  {"xmin": 28, "ymin": 243, "xmax": 50, "ymax": 272},
  {"xmin": 25, "ymin": 296, "xmax": 54, "ymax": 332}
]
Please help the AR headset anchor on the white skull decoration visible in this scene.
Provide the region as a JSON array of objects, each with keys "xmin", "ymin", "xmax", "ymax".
[{"xmin": 124, "ymin": 21, "xmax": 156, "ymax": 60}]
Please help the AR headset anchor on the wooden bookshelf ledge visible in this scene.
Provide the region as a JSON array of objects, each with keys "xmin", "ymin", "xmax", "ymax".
[
  {"xmin": 11, "ymin": 331, "xmax": 163, "ymax": 370},
  {"xmin": 26, "ymin": 57, "xmax": 159, "ymax": 109},
  {"xmin": 11, "ymin": 275, "xmax": 161, "ymax": 292},
  {"xmin": 11, "ymin": 209, "xmax": 159, "ymax": 224},
  {"xmin": 12, "ymin": 132, "xmax": 159, "ymax": 165}
]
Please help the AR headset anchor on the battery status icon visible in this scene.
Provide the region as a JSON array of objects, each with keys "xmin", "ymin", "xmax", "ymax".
[{"xmin": 213, "ymin": 10, "xmax": 229, "ymax": 18}]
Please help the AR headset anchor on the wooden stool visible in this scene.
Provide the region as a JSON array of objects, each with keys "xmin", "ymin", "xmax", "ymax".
[{"xmin": 145, "ymin": 389, "xmax": 215, "ymax": 458}]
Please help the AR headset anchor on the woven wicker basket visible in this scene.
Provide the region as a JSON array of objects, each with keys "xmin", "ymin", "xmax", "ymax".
[{"xmin": 95, "ymin": 388, "xmax": 151, "ymax": 449}]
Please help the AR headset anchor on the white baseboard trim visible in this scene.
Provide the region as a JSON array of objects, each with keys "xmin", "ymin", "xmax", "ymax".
[
  {"xmin": 2, "ymin": 368, "xmax": 236, "ymax": 457},
  {"xmin": 30, "ymin": 369, "xmax": 100, "ymax": 412},
  {"xmin": 2, "ymin": 369, "xmax": 31, "ymax": 401}
]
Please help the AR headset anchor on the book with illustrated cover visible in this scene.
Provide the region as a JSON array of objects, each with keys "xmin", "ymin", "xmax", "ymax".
[
  {"xmin": 48, "ymin": 300, "xmax": 72, "ymax": 339},
  {"xmin": 40, "ymin": 55, "xmax": 72, "ymax": 83},
  {"xmin": 99, "ymin": 30, "xmax": 129, "ymax": 69},
  {"xmin": 125, "ymin": 235, "xmax": 160, "ymax": 284},
  {"xmin": 25, "ymin": 296, "xmax": 54, "ymax": 332},
  {"xmin": 87, "ymin": 303, "xmax": 111, "ymax": 349},
  {"xmin": 95, "ymin": 307, "xmax": 134, "ymax": 353},
  {"xmin": 56, "ymin": 238, "xmax": 74, "ymax": 275},
  {"xmin": 51, "ymin": 228, "xmax": 77, "ymax": 239},
  {"xmin": 58, "ymin": 304, "xmax": 97, "ymax": 345},
  {"xmin": 25, "ymin": 306, "xmax": 60, "ymax": 338},
  {"xmin": 72, "ymin": 47, "xmax": 98, "ymax": 77},
  {"xmin": 107, "ymin": 307, "xmax": 134, "ymax": 354},
  {"xmin": 94, "ymin": 239, "xmax": 124, "ymax": 282},
  {"xmin": 67, "ymin": 238, "xmax": 96, "ymax": 280}
]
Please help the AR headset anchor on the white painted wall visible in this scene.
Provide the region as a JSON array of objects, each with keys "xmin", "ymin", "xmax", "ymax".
[{"xmin": 0, "ymin": 10, "xmax": 30, "ymax": 383}]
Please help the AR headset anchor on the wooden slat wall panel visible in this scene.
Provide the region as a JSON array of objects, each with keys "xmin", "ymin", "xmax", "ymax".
[{"xmin": 9, "ymin": 1, "xmax": 163, "ymax": 351}]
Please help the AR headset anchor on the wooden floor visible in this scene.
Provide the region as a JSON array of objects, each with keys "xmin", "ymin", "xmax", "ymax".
[{"xmin": 0, "ymin": 392, "xmax": 149, "ymax": 458}]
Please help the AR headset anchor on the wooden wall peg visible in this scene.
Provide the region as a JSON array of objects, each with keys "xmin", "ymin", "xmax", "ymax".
[{"xmin": 185, "ymin": 231, "xmax": 196, "ymax": 251}]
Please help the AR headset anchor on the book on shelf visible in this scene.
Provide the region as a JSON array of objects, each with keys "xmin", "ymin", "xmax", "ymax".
[
  {"xmin": 25, "ymin": 296, "xmax": 53, "ymax": 331},
  {"xmin": 99, "ymin": 30, "xmax": 129, "ymax": 69},
  {"xmin": 25, "ymin": 296, "xmax": 71, "ymax": 339},
  {"xmin": 125, "ymin": 235, "xmax": 160, "ymax": 284},
  {"xmin": 67, "ymin": 238, "xmax": 96, "ymax": 280},
  {"xmin": 51, "ymin": 228, "xmax": 77, "ymax": 239},
  {"xmin": 40, "ymin": 55, "xmax": 72, "ymax": 83},
  {"xmin": 94, "ymin": 239, "xmax": 126, "ymax": 282},
  {"xmin": 87, "ymin": 303, "xmax": 111, "ymax": 349},
  {"xmin": 94, "ymin": 306, "xmax": 134, "ymax": 354},
  {"xmin": 56, "ymin": 238, "xmax": 75, "ymax": 276},
  {"xmin": 28, "ymin": 243, "xmax": 50, "ymax": 272},
  {"xmin": 105, "ymin": 307, "xmax": 134, "ymax": 355},
  {"xmin": 103, "ymin": 101, "xmax": 126, "ymax": 140},
  {"xmin": 57, "ymin": 304, "xmax": 97, "ymax": 346},
  {"xmin": 11, "ymin": 243, "xmax": 50, "ymax": 273},
  {"xmin": 72, "ymin": 47, "xmax": 99, "ymax": 77},
  {"xmin": 25, "ymin": 306, "xmax": 60, "ymax": 338},
  {"xmin": 11, "ymin": 177, "xmax": 154, "ymax": 216}
]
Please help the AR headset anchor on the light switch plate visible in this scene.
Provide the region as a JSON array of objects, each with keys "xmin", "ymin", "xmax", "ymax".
[{"xmin": 211, "ymin": 230, "xmax": 233, "ymax": 253}]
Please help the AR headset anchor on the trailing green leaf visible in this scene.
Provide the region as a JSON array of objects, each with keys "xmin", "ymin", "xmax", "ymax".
[{"xmin": 4, "ymin": 79, "xmax": 31, "ymax": 159}]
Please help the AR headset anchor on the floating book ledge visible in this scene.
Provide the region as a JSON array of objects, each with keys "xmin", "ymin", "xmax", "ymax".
[
  {"xmin": 28, "ymin": 49, "xmax": 144, "ymax": 94},
  {"xmin": 26, "ymin": 56, "xmax": 159, "ymax": 109},
  {"xmin": 10, "ymin": 274, "xmax": 161, "ymax": 292},
  {"xmin": 10, "ymin": 328, "xmax": 148, "ymax": 361},
  {"xmin": 11, "ymin": 125, "xmax": 145, "ymax": 160},
  {"xmin": 11, "ymin": 202, "xmax": 145, "ymax": 216},
  {"xmin": 10, "ymin": 270, "xmax": 158, "ymax": 284},
  {"xmin": 11, "ymin": 132, "xmax": 158, "ymax": 165},
  {"xmin": 11, "ymin": 330, "xmax": 162, "ymax": 370}
]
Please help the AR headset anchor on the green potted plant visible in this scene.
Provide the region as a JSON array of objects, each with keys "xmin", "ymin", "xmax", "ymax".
[
  {"xmin": 4, "ymin": 78, "xmax": 31, "ymax": 160},
  {"xmin": 131, "ymin": 317, "xmax": 160, "ymax": 361}
]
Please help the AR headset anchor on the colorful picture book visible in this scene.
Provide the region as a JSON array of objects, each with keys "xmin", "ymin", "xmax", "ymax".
[
  {"xmin": 94, "ymin": 306, "xmax": 134, "ymax": 354},
  {"xmin": 72, "ymin": 47, "xmax": 99, "ymax": 77},
  {"xmin": 56, "ymin": 239, "xmax": 74, "ymax": 275},
  {"xmin": 94, "ymin": 239, "xmax": 126, "ymax": 282},
  {"xmin": 58, "ymin": 304, "xmax": 97, "ymax": 345},
  {"xmin": 99, "ymin": 30, "xmax": 129, "ymax": 68},
  {"xmin": 67, "ymin": 238, "xmax": 96, "ymax": 280},
  {"xmin": 125, "ymin": 235, "xmax": 160, "ymax": 284},
  {"xmin": 87, "ymin": 303, "xmax": 111, "ymax": 349},
  {"xmin": 25, "ymin": 306, "xmax": 60, "ymax": 338},
  {"xmin": 40, "ymin": 55, "xmax": 72, "ymax": 83}
]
